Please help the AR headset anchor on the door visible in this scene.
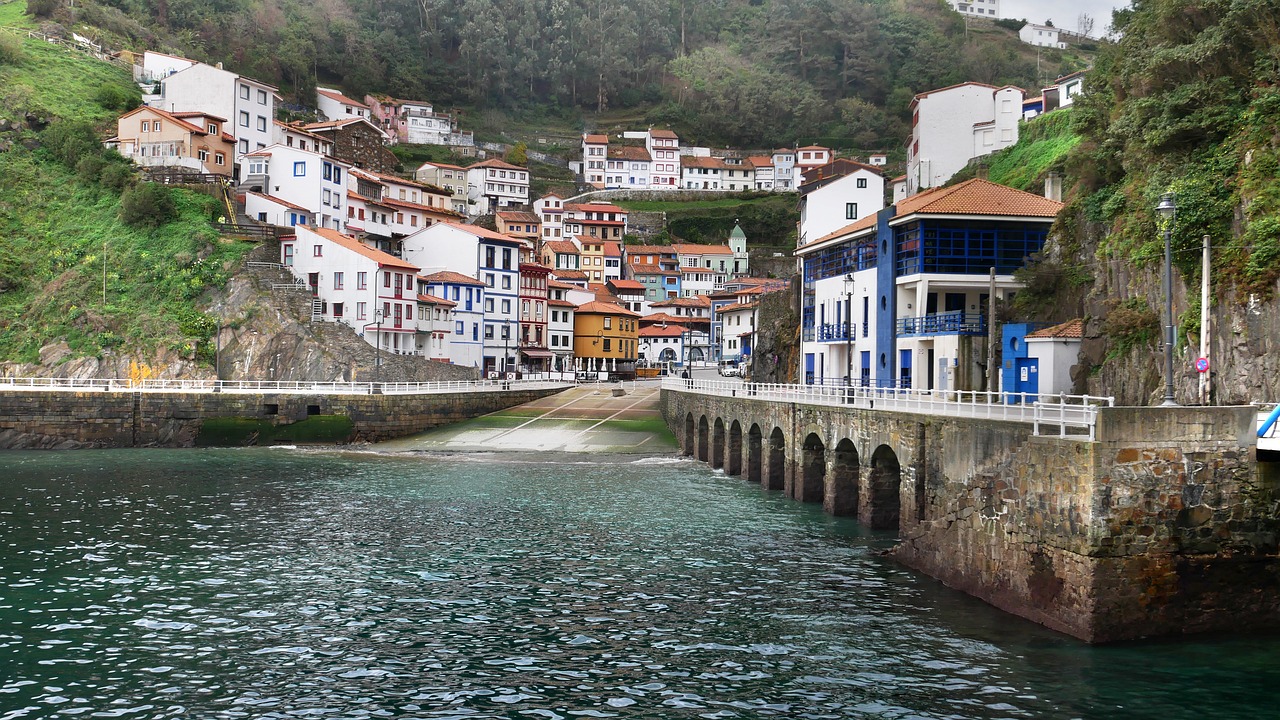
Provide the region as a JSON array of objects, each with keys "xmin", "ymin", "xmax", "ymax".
[
  {"xmin": 805, "ymin": 353, "xmax": 815, "ymax": 385},
  {"xmin": 860, "ymin": 351, "xmax": 871, "ymax": 387},
  {"xmin": 899, "ymin": 349, "xmax": 912, "ymax": 389},
  {"xmin": 1014, "ymin": 357, "xmax": 1039, "ymax": 403},
  {"xmin": 926, "ymin": 348, "xmax": 935, "ymax": 391},
  {"xmin": 307, "ymin": 272, "xmax": 319, "ymax": 295},
  {"xmin": 282, "ymin": 244, "xmax": 294, "ymax": 267}
]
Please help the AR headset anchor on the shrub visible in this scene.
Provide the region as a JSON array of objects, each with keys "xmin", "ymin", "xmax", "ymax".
[
  {"xmin": 994, "ymin": 18, "xmax": 1027, "ymax": 32},
  {"xmin": 100, "ymin": 161, "xmax": 137, "ymax": 191},
  {"xmin": 26, "ymin": 0, "xmax": 60, "ymax": 19},
  {"xmin": 95, "ymin": 84, "xmax": 140, "ymax": 112},
  {"xmin": 0, "ymin": 33, "xmax": 24, "ymax": 66},
  {"xmin": 120, "ymin": 182, "xmax": 177, "ymax": 227},
  {"xmin": 1101, "ymin": 298, "xmax": 1159, "ymax": 359},
  {"xmin": 40, "ymin": 120, "xmax": 101, "ymax": 169}
]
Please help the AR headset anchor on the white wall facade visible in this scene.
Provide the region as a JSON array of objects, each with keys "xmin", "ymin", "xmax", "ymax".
[
  {"xmin": 798, "ymin": 169, "xmax": 887, "ymax": 247},
  {"xmin": 1026, "ymin": 337, "xmax": 1080, "ymax": 396},
  {"xmin": 908, "ymin": 84, "xmax": 1023, "ymax": 195},
  {"xmin": 242, "ymin": 145, "xmax": 349, "ymax": 231}
]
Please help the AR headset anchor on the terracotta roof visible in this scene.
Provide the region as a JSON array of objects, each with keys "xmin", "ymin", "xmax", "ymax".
[
  {"xmin": 421, "ymin": 270, "xmax": 485, "ymax": 287},
  {"xmin": 565, "ymin": 202, "xmax": 625, "ymax": 214},
  {"xmin": 584, "ymin": 134, "xmax": 609, "ymax": 144},
  {"xmin": 548, "ymin": 279, "xmax": 578, "ymax": 290},
  {"xmin": 170, "ymin": 110, "xmax": 227, "ymax": 123},
  {"xmin": 416, "ymin": 293, "xmax": 456, "ymax": 307},
  {"xmin": 602, "ymin": 241, "xmax": 622, "ymax": 257},
  {"xmin": 652, "ymin": 296, "xmax": 711, "ymax": 308},
  {"xmin": 681, "ymin": 155, "xmax": 731, "ymax": 170},
  {"xmin": 607, "ymin": 279, "xmax": 645, "ymax": 291},
  {"xmin": 542, "ymin": 240, "xmax": 581, "ymax": 255},
  {"xmin": 1026, "ymin": 319, "xmax": 1083, "ymax": 339},
  {"xmin": 626, "ymin": 245, "xmax": 676, "ymax": 255},
  {"xmin": 119, "ymin": 105, "xmax": 205, "ymax": 135},
  {"xmin": 804, "ymin": 212, "xmax": 880, "ymax": 248},
  {"xmin": 548, "ymin": 298, "xmax": 576, "ymax": 308},
  {"xmin": 894, "ymin": 178, "xmax": 1063, "ymax": 219},
  {"xmin": 640, "ymin": 325, "xmax": 685, "ymax": 338},
  {"xmin": 416, "ymin": 160, "xmax": 466, "ymax": 172},
  {"xmin": 718, "ymin": 301, "xmax": 758, "ymax": 314},
  {"xmin": 520, "ymin": 262, "xmax": 553, "ymax": 274},
  {"xmin": 672, "ymin": 243, "xmax": 734, "ymax": 255},
  {"xmin": 629, "ymin": 263, "xmax": 679, "ymax": 276},
  {"xmin": 640, "ymin": 312, "xmax": 689, "ymax": 325},
  {"xmin": 553, "ymin": 269, "xmax": 589, "ymax": 281},
  {"xmin": 467, "ymin": 158, "xmax": 526, "ymax": 171},
  {"xmin": 796, "ymin": 145, "xmax": 830, "ymax": 152},
  {"xmin": 575, "ymin": 300, "xmax": 640, "ymax": 317},
  {"xmin": 303, "ymin": 226, "xmax": 418, "ymax": 270},
  {"xmin": 609, "ymin": 146, "xmax": 651, "ymax": 161},
  {"xmin": 497, "ymin": 210, "xmax": 541, "ymax": 224},
  {"xmin": 317, "ymin": 88, "xmax": 370, "ymax": 109},
  {"xmin": 435, "ymin": 221, "xmax": 531, "ymax": 246},
  {"xmin": 747, "ymin": 156, "xmax": 773, "ymax": 168},
  {"xmin": 354, "ymin": 167, "xmax": 434, "ymax": 190},
  {"xmin": 246, "ymin": 191, "xmax": 310, "ymax": 212},
  {"xmin": 649, "ymin": 128, "xmax": 679, "ymax": 139}
]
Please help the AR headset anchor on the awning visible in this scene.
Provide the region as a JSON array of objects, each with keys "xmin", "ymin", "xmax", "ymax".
[{"xmin": 521, "ymin": 349, "xmax": 554, "ymax": 358}]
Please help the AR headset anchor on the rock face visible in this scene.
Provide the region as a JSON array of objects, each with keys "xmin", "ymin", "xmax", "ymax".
[
  {"xmin": 750, "ymin": 285, "xmax": 801, "ymax": 384},
  {"xmin": 0, "ymin": 241, "xmax": 477, "ymax": 383}
]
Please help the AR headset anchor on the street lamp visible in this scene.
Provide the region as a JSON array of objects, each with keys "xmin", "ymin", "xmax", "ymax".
[
  {"xmin": 844, "ymin": 273, "xmax": 854, "ymax": 386},
  {"xmin": 374, "ymin": 307, "xmax": 384, "ymax": 389},
  {"xmin": 1155, "ymin": 192, "xmax": 1177, "ymax": 406}
]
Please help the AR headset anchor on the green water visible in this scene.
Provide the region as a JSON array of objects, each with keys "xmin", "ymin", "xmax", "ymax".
[{"xmin": 1, "ymin": 448, "xmax": 1277, "ymax": 719}]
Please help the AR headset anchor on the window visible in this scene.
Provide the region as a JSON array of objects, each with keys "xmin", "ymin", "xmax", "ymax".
[
  {"xmin": 198, "ymin": 149, "xmax": 209, "ymax": 162},
  {"xmin": 240, "ymin": 84, "xmax": 250, "ymax": 100},
  {"xmin": 214, "ymin": 152, "xmax": 225, "ymax": 166},
  {"xmin": 603, "ymin": 338, "xmax": 611, "ymax": 352},
  {"xmin": 857, "ymin": 178, "xmax": 867, "ymax": 189},
  {"xmin": 258, "ymin": 89, "xmax": 267, "ymax": 105},
  {"xmin": 501, "ymin": 275, "xmax": 511, "ymax": 290},
  {"xmin": 485, "ymin": 299, "xmax": 494, "ymax": 312},
  {"xmin": 846, "ymin": 202, "xmax": 858, "ymax": 220},
  {"xmin": 485, "ymin": 247, "xmax": 496, "ymax": 267},
  {"xmin": 485, "ymin": 273, "xmax": 495, "ymax": 287},
  {"xmin": 357, "ymin": 302, "xmax": 366, "ymax": 320},
  {"xmin": 334, "ymin": 272, "xmax": 344, "ymax": 290},
  {"xmin": 456, "ymin": 321, "xmax": 464, "ymax": 335},
  {"xmin": 239, "ymin": 139, "xmax": 249, "ymax": 153},
  {"xmin": 140, "ymin": 120, "xmax": 149, "ymax": 132},
  {"xmin": 485, "ymin": 325, "xmax": 495, "ymax": 339},
  {"xmin": 240, "ymin": 111, "xmax": 250, "ymax": 127},
  {"xmin": 313, "ymin": 245, "xmax": 322, "ymax": 257},
  {"xmin": 357, "ymin": 272, "xmax": 367, "ymax": 289},
  {"xmin": 501, "ymin": 300, "xmax": 511, "ymax": 314},
  {"xmin": 384, "ymin": 273, "xmax": 392, "ymax": 288},
  {"xmin": 604, "ymin": 317, "xmax": 612, "ymax": 329},
  {"xmin": 256, "ymin": 116, "xmax": 267, "ymax": 132},
  {"xmin": 294, "ymin": 162, "xmax": 306, "ymax": 177}
]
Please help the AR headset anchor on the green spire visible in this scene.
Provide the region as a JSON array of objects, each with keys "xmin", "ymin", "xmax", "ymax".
[{"xmin": 729, "ymin": 222, "xmax": 746, "ymax": 240}]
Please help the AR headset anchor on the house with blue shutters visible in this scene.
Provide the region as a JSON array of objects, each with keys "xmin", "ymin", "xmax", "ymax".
[{"xmin": 794, "ymin": 178, "xmax": 1063, "ymax": 390}]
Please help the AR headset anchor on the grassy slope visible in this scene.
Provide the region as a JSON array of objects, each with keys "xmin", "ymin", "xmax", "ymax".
[
  {"xmin": 0, "ymin": 3, "xmax": 252, "ymax": 365},
  {"xmin": 950, "ymin": 108, "xmax": 1079, "ymax": 192}
]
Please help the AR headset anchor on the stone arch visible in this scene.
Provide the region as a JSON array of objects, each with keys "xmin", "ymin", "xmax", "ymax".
[
  {"xmin": 728, "ymin": 420, "xmax": 743, "ymax": 476},
  {"xmin": 712, "ymin": 417, "xmax": 726, "ymax": 469},
  {"xmin": 697, "ymin": 415, "xmax": 710, "ymax": 462},
  {"xmin": 826, "ymin": 438, "xmax": 859, "ymax": 517},
  {"xmin": 747, "ymin": 424, "xmax": 763, "ymax": 483},
  {"xmin": 765, "ymin": 426, "xmax": 786, "ymax": 491},
  {"xmin": 798, "ymin": 433, "xmax": 826, "ymax": 504},
  {"xmin": 865, "ymin": 444, "xmax": 902, "ymax": 531},
  {"xmin": 683, "ymin": 413, "xmax": 695, "ymax": 457}
]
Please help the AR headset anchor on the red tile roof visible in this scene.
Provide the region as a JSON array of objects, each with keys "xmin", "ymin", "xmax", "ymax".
[
  {"xmin": 672, "ymin": 243, "xmax": 734, "ymax": 255},
  {"xmin": 894, "ymin": 178, "xmax": 1063, "ymax": 219},
  {"xmin": 317, "ymin": 88, "xmax": 370, "ymax": 109},
  {"xmin": 640, "ymin": 312, "xmax": 689, "ymax": 325},
  {"xmin": 497, "ymin": 210, "xmax": 541, "ymax": 224},
  {"xmin": 602, "ymin": 241, "xmax": 622, "ymax": 257},
  {"xmin": 436, "ymin": 221, "xmax": 531, "ymax": 247},
  {"xmin": 468, "ymin": 158, "xmax": 526, "ymax": 171},
  {"xmin": 652, "ymin": 296, "xmax": 711, "ymax": 308},
  {"xmin": 718, "ymin": 301, "xmax": 758, "ymax": 314},
  {"xmin": 420, "ymin": 270, "xmax": 485, "ymax": 286},
  {"xmin": 640, "ymin": 325, "xmax": 685, "ymax": 338},
  {"xmin": 628, "ymin": 263, "xmax": 679, "ymax": 276},
  {"xmin": 681, "ymin": 155, "xmax": 731, "ymax": 170},
  {"xmin": 565, "ymin": 202, "xmax": 626, "ymax": 214},
  {"xmin": 627, "ymin": 244, "xmax": 676, "ymax": 255},
  {"xmin": 609, "ymin": 146, "xmax": 651, "ymax": 161},
  {"xmin": 542, "ymin": 240, "xmax": 580, "ymax": 255},
  {"xmin": 553, "ymin": 269, "xmax": 589, "ymax": 281},
  {"xmin": 575, "ymin": 300, "xmax": 640, "ymax": 317},
  {"xmin": 303, "ymin": 226, "xmax": 419, "ymax": 270},
  {"xmin": 416, "ymin": 293, "xmax": 456, "ymax": 307},
  {"xmin": 247, "ymin": 191, "xmax": 310, "ymax": 212},
  {"xmin": 584, "ymin": 134, "xmax": 609, "ymax": 144},
  {"xmin": 1026, "ymin": 319, "xmax": 1083, "ymax": 339},
  {"xmin": 607, "ymin": 279, "xmax": 645, "ymax": 291},
  {"xmin": 649, "ymin": 128, "xmax": 679, "ymax": 139}
]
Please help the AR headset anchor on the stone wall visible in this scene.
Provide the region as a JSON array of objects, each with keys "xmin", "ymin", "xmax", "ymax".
[
  {"xmin": 0, "ymin": 387, "xmax": 565, "ymax": 449},
  {"xmin": 662, "ymin": 388, "xmax": 1278, "ymax": 642}
]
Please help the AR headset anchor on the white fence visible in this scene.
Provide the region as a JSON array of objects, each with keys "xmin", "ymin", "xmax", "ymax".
[
  {"xmin": 0, "ymin": 377, "xmax": 574, "ymax": 395},
  {"xmin": 663, "ymin": 378, "xmax": 1114, "ymax": 440}
]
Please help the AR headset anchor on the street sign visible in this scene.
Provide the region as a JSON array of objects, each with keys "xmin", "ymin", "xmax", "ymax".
[{"xmin": 1195, "ymin": 357, "xmax": 1210, "ymax": 373}]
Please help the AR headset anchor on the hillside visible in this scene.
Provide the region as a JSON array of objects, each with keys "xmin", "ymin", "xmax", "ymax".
[{"xmin": 0, "ymin": 5, "xmax": 251, "ymax": 371}]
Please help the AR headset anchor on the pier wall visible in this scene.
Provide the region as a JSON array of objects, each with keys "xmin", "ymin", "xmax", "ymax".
[
  {"xmin": 661, "ymin": 388, "xmax": 1278, "ymax": 642},
  {"xmin": 0, "ymin": 387, "xmax": 565, "ymax": 449}
]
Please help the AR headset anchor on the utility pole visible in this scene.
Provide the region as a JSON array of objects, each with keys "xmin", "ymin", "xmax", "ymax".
[
  {"xmin": 986, "ymin": 267, "xmax": 996, "ymax": 394},
  {"xmin": 1200, "ymin": 234, "xmax": 1211, "ymax": 405}
]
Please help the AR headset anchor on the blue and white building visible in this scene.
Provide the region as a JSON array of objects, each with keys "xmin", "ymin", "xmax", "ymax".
[{"xmin": 420, "ymin": 270, "xmax": 488, "ymax": 369}]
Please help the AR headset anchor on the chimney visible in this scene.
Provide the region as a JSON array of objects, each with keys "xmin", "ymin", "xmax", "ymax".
[
  {"xmin": 1044, "ymin": 171, "xmax": 1063, "ymax": 202},
  {"xmin": 216, "ymin": 62, "xmax": 223, "ymax": 70}
]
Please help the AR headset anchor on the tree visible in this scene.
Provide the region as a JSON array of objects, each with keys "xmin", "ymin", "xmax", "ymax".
[
  {"xmin": 1078, "ymin": 12, "xmax": 1096, "ymax": 37},
  {"xmin": 506, "ymin": 141, "xmax": 528, "ymax": 165}
]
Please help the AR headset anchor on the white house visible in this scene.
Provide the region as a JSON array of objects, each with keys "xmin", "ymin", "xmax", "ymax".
[
  {"xmin": 749, "ymin": 156, "xmax": 775, "ymax": 189},
  {"xmin": 646, "ymin": 129, "xmax": 681, "ymax": 189},
  {"xmin": 466, "ymin": 159, "xmax": 530, "ymax": 216},
  {"xmin": 1019, "ymin": 23, "xmax": 1065, "ymax": 48},
  {"xmin": 135, "ymin": 51, "xmax": 277, "ymax": 180},
  {"xmin": 582, "ymin": 133, "xmax": 609, "ymax": 188},
  {"xmin": 794, "ymin": 145, "xmax": 832, "ymax": 185},
  {"xmin": 681, "ymin": 156, "xmax": 730, "ymax": 189},
  {"xmin": 534, "ymin": 194, "xmax": 566, "ymax": 241},
  {"xmin": 639, "ymin": 324, "xmax": 684, "ymax": 365},
  {"xmin": 272, "ymin": 121, "xmax": 333, "ymax": 156},
  {"xmin": 414, "ymin": 292, "xmax": 456, "ymax": 361},
  {"xmin": 1024, "ymin": 319, "xmax": 1083, "ymax": 396},
  {"xmin": 606, "ymin": 145, "xmax": 653, "ymax": 189},
  {"xmin": 797, "ymin": 159, "xmax": 887, "ymax": 249},
  {"xmin": 401, "ymin": 222, "xmax": 531, "ymax": 374},
  {"xmin": 547, "ymin": 280, "xmax": 577, "ymax": 367},
  {"xmin": 414, "ymin": 161, "xmax": 470, "ymax": 215},
  {"xmin": 950, "ymin": 0, "xmax": 1000, "ymax": 17},
  {"xmin": 281, "ymin": 225, "xmax": 422, "ymax": 358},
  {"xmin": 906, "ymin": 82, "xmax": 1024, "ymax": 196},
  {"xmin": 242, "ymin": 144, "xmax": 350, "ymax": 231},
  {"xmin": 316, "ymin": 88, "xmax": 369, "ymax": 121},
  {"xmin": 772, "ymin": 148, "xmax": 797, "ymax": 190},
  {"xmin": 1054, "ymin": 70, "xmax": 1086, "ymax": 109},
  {"xmin": 718, "ymin": 300, "xmax": 758, "ymax": 363},
  {"xmin": 420, "ymin": 270, "xmax": 487, "ymax": 368},
  {"xmin": 672, "ymin": 244, "xmax": 739, "ymax": 296}
]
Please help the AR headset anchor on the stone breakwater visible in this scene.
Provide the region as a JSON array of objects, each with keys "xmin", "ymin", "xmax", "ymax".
[
  {"xmin": 662, "ymin": 388, "xmax": 1280, "ymax": 643},
  {"xmin": 0, "ymin": 387, "xmax": 566, "ymax": 449}
]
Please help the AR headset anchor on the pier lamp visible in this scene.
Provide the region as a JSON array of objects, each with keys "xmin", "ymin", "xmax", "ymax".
[
  {"xmin": 374, "ymin": 307, "xmax": 384, "ymax": 390},
  {"xmin": 1155, "ymin": 192, "xmax": 1177, "ymax": 406},
  {"xmin": 844, "ymin": 273, "xmax": 855, "ymax": 386}
]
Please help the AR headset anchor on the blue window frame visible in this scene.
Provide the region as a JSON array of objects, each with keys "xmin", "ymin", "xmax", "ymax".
[
  {"xmin": 895, "ymin": 220, "xmax": 1048, "ymax": 276},
  {"xmin": 323, "ymin": 163, "xmax": 332, "ymax": 181},
  {"xmin": 293, "ymin": 161, "xmax": 306, "ymax": 176},
  {"xmin": 455, "ymin": 321, "xmax": 464, "ymax": 335}
]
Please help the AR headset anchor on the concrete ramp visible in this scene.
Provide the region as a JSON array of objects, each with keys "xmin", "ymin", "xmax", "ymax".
[{"xmin": 376, "ymin": 382, "xmax": 675, "ymax": 454}]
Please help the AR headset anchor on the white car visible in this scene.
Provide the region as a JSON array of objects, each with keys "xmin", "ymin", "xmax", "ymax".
[{"xmin": 718, "ymin": 361, "xmax": 741, "ymax": 377}]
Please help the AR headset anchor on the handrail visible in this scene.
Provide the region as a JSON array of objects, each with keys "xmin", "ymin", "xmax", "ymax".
[
  {"xmin": 0, "ymin": 377, "xmax": 575, "ymax": 395},
  {"xmin": 1259, "ymin": 404, "xmax": 1280, "ymax": 438},
  {"xmin": 662, "ymin": 378, "xmax": 1113, "ymax": 439}
]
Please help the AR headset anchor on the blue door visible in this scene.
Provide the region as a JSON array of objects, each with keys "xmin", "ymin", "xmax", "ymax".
[
  {"xmin": 805, "ymin": 353, "xmax": 815, "ymax": 385},
  {"xmin": 1014, "ymin": 357, "xmax": 1039, "ymax": 403},
  {"xmin": 899, "ymin": 349, "xmax": 912, "ymax": 389}
]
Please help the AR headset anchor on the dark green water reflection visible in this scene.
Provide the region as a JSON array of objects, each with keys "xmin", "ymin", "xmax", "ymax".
[{"xmin": 1, "ymin": 449, "xmax": 1277, "ymax": 719}]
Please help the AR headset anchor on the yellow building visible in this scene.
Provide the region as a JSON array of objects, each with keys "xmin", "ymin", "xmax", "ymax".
[{"xmin": 573, "ymin": 300, "xmax": 640, "ymax": 369}]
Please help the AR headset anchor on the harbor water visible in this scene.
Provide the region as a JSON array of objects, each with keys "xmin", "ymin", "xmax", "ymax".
[{"xmin": 1, "ymin": 448, "xmax": 1277, "ymax": 719}]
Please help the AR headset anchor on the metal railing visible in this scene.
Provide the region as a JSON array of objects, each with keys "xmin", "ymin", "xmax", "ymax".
[
  {"xmin": 662, "ymin": 377, "xmax": 1114, "ymax": 439},
  {"xmin": 0, "ymin": 377, "xmax": 574, "ymax": 395},
  {"xmin": 896, "ymin": 311, "xmax": 987, "ymax": 337}
]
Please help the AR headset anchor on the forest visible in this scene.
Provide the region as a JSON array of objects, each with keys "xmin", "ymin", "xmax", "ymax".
[{"xmin": 31, "ymin": 0, "xmax": 1089, "ymax": 150}]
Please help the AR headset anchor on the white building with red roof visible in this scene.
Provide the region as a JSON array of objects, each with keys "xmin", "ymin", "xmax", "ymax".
[
  {"xmin": 582, "ymin": 133, "xmax": 610, "ymax": 187},
  {"xmin": 794, "ymin": 145, "xmax": 832, "ymax": 185},
  {"xmin": 414, "ymin": 161, "xmax": 469, "ymax": 215},
  {"xmin": 534, "ymin": 194, "xmax": 566, "ymax": 240},
  {"xmin": 109, "ymin": 106, "xmax": 235, "ymax": 176},
  {"xmin": 466, "ymin": 158, "xmax": 529, "ymax": 215},
  {"xmin": 420, "ymin": 271, "xmax": 488, "ymax": 368},
  {"xmin": 797, "ymin": 158, "xmax": 887, "ymax": 248},
  {"xmin": 646, "ymin": 129, "xmax": 681, "ymax": 188},
  {"xmin": 242, "ymin": 144, "xmax": 351, "ymax": 231},
  {"xmin": 281, "ymin": 225, "xmax": 422, "ymax": 358},
  {"xmin": 316, "ymin": 87, "xmax": 369, "ymax": 121}
]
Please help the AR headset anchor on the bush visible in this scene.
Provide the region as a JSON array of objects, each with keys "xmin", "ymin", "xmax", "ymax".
[
  {"xmin": 994, "ymin": 18, "xmax": 1027, "ymax": 32},
  {"xmin": 95, "ymin": 84, "xmax": 140, "ymax": 112},
  {"xmin": 0, "ymin": 33, "xmax": 24, "ymax": 66},
  {"xmin": 25, "ymin": 0, "xmax": 60, "ymax": 19},
  {"xmin": 100, "ymin": 161, "xmax": 137, "ymax": 191},
  {"xmin": 40, "ymin": 120, "xmax": 101, "ymax": 169},
  {"xmin": 120, "ymin": 182, "xmax": 177, "ymax": 227}
]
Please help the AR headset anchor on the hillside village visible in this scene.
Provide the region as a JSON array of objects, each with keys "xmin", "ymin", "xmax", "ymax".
[{"xmin": 72, "ymin": 0, "xmax": 1092, "ymax": 393}]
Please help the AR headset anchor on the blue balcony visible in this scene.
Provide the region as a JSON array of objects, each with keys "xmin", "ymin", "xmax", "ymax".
[
  {"xmin": 896, "ymin": 311, "xmax": 987, "ymax": 337},
  {"xmin": 816, "ymin": 322, "xmax": 855, "ymax": 342}
]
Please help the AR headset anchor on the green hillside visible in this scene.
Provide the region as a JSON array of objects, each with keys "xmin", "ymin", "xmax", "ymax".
[
  {"xmin": 0, "ymin": 7, "xmax": 249, "ymax": 365},
  {"xmin": 951, "ymin": 108, "xmax": 1079, "ymax": 192}
]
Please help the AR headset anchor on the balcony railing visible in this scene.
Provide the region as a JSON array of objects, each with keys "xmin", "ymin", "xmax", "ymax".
[
  {"xmin": 896, "ymin": 311, "xmax": 987, "ymax": 337},
  {"xmin": 816, "ymin": 323, "xmax": 855, "ymax": 342}
]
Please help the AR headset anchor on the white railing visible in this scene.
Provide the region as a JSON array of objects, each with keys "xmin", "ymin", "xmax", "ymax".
[
  {"xmin": 0, "ymin": 377, "xmax": 574, "ymax": 395},
  {"xmin": 663, "ymin": 378, "xmax": 1114, "ymax": 439}
]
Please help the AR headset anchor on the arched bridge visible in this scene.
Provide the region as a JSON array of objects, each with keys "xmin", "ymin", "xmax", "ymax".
[{"xmin": 660, "ymin": 378, "xmax": 1276, "ymax": 644}]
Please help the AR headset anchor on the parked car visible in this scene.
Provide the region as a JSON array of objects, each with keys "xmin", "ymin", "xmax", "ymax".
[{"xmin": 718, "ymin": 360, "xmax": 741, "ymax": 377}]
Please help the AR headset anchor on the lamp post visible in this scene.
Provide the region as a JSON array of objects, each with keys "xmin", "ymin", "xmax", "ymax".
[
  {"xmin": 1155, "ymin": 192, "xmax": 1178, "ymax": 406},
  {"xmin": 374, "ymin": 308, "xmax": 384, "ymax": 390},
  {"xmin": 844, "ymin": 273, "xmax": 854, "ymax": 386}
]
